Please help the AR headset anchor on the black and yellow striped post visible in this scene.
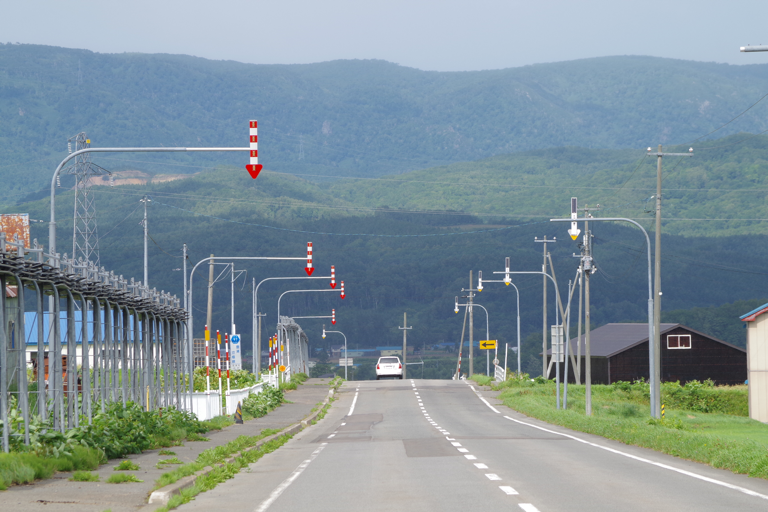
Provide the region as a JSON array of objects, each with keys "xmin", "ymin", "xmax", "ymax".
[
  {"xmin": 234, "ymin": 402, "xmax": 244, "ymax": 424},
  {"xmin": 661, "ymin": 404, "xmax": 665, "ymax": 419}
]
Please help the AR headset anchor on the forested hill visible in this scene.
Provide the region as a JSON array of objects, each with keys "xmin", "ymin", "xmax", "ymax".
[{"xmin": 3, "ymin": 43, "xmax": 768, "ymax": 197}]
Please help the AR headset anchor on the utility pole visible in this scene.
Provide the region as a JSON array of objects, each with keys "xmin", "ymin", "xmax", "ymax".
[
  {"xmin": 648, "ymin": 144, "xmax": 693, "ymax": 418},
  {"xmin": 256, "ymin": 312, "xmax": 266, "ymax": 374},
  {"xmin": 584, "ymin": 217, "xmax": 592, "ymax": 416},
  {"xmin": 469, "ymin": 271, "xmax": 474, "ymax": 377},
  {"xmin": 535, "ymin": 236, "xmax": 555, "ymax": 376},
  {"xmin": 206, "ymin": 254, "xmax": 215, "ymax": 332},
  {"xmin": 140, "ymin": 195, "xmax": 151, "ymax": 287},
  {"xmin": 399, "ymin": 312, "xmax": 412, "ymax": 379}
]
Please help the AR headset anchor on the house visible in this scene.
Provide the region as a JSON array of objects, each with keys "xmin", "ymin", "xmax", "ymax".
[
  {"xmin": 548, "ymin": 323, "xmax": 746, "ymax": 386},
  {"xmin": 740, "ymin": 303, "xmax": 768, "ymax": 422}
]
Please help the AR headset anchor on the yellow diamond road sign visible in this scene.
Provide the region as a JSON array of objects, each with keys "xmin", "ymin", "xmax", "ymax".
[{"xmin": 479, "ymin": 340, "xmax": 497, "ymax": 350}]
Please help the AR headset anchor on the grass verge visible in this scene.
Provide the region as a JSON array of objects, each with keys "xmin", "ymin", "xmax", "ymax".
[
  {"xmin": 154, "ymin": 434, "xmax": 293, "ymax": 511},
  {"xmin": 490, "ymin": 378, "xmax": 768, "ymax": 479},
  {"xmin": 0, "ymin": 446, "xmax": 103, "ymax": 490},
  {"xmin": 153, "ymin": 429, "xmax": 281, "ymax": 490}
]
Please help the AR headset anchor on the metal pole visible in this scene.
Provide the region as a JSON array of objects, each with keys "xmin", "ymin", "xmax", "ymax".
[
  {"xmin": 399, "ymin": 312, "xmax": 411, "ymax": 379},
  {"xmin": 469, "ymin": 270, "xmax": 474, "ymax": 377},
  {"xmin": 653, "ymin": 145, "xmax": 663, "ymax": 419},
  {"xmin": 0, "ymin": 275, "xmax": 7, "ymax": 452},
  {"xmin": 141, "ymin": 196, "xmax": 149, "ymax": 287},
  {"xmin": 585, "ymin": 218, "xmax": 592, "ymax": 416},
  {"xmin": 535, "ymin": 237, "xmax": 556, "ymax": 376},
  {"xmin": 13, "ymin": 274, "xmax": 30, "ymax": 444}
]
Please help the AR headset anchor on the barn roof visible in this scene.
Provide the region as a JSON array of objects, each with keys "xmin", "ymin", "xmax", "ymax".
[
  {"xmin": 547, "ymin": 323, "xmax": 745, "ymax": 358},
  {"xmin": 740, "ymin": 302, "xmax": 768, "ymax": 322}
]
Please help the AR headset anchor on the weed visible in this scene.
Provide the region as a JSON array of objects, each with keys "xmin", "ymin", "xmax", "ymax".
[
  {"xmin": 158, "ymin": 450, "xmax": 176, "ymax": 456},
  {"xmin": 185, "ymin": 432, "xmax": 209, "ymax": 442},
  {"xmin": 70, "ymin": 471, "xmax": 100, "ymax": 482},
  {"xmin": 106, "ymin": 473, "xmax": 143, "ymax": 483},
  {"xmin": 156, "ymin": 457, "xmax": 183, "ymax": 468},
  {"xmin": 114, "ymin": 460, "xmax": 139, "ymax": 471}
]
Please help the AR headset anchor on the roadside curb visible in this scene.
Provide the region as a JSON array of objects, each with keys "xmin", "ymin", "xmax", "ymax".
[{"xmin": 142, "ymin": 386, "xmax": 337, "ymax": 510}]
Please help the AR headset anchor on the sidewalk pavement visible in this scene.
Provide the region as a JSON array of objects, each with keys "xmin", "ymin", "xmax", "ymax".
[{"xmin": 0, "ymin": 378, "xmax": 336, "ymax": 512}]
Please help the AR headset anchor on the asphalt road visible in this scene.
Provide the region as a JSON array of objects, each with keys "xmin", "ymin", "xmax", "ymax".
[{"xmin": 178, "ymin": 379, "xmax": 768, "ymax": 512}]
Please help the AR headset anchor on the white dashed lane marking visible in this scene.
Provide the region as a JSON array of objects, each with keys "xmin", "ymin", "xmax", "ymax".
[
  {"xmin": 500, "ymin": 486, "xmax": 520, "ymax": 495},
  {"xmin": 485, "ymin": 473, "xmax": 502, "ymax": 481},
  {"xmin": 474, "ymin": 463, "xmax": 488, "ymax": 469}
]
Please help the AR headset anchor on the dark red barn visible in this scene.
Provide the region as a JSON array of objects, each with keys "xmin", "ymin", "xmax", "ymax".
[{"xmin": 548, "ymin": 323, "xmax": 746, "ymax": 385}]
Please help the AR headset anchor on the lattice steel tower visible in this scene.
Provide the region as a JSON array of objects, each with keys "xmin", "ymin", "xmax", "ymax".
[{"xmin": 65, "ymin": 132, "xmax": 111, "ymax": 266}]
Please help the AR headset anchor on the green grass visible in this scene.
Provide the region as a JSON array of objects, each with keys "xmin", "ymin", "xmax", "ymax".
[
  {"xmin": 106, "ymin": 473, "xmax": 143, "ymax": 483},
  {"xmin": 154, "ymin": 434, "xmax": 293, "ymax": 511},
  {"xmin": 158, "ymin": 450, "xmax": 176, "ymax": 456},
  {"xmin": 185, "ymin": 432, "xmax": 209, "ymax": 442},
  {"xmin": 491, "ymin": 378, "xmax": 768, "ymax": 479},
  {"xmin": 0, "ymin": 447, "xmax": 103, "ymax": 490},
  {"xmin": 154, "ymin": 429, "xmax": 281, "ymax": 490},
  {"xmin": 70, "ymin": 471, "xmax": 100, "ymax": 482},
  {"xmin": 114, "ymin": 460, "xmax": 139, "ymax": 471},
  {"xmin": 156, "ymin": 457, "xmax": 183, "ymax": 469},
  {"xmin": 471, "ymin": 374, "xmax": 493, "ymax": 387}
]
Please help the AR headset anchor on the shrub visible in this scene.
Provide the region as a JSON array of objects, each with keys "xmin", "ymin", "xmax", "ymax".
[{"xmin": 241, "ymin": 385, "xmax": 284, "ymax": 419}]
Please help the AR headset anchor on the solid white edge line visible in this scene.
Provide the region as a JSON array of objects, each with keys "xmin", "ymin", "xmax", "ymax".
[
  {"xmin": 502, "ymin": 415, "xmax": 768, "ymax": 502},
  {"xmin": 348, "ymin": 392, "xmax": 359, "ymax": 416},
  {"xmin": 254, "ymin": 443, "xmax": 328, "ymax": 512},
  {"xmin": 518, "ymin": 503, "xmax": 539, "ymax": 511}
]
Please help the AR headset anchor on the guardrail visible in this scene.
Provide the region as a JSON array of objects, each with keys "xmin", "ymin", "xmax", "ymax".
[{"xmin": 494, "ymin": 364, "xmax": 506, "ymax": 383}]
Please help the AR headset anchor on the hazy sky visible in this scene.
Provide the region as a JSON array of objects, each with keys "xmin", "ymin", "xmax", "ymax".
[{"xmin": 3, "ymin": 0, "xmax": 768, "ymax": 71}]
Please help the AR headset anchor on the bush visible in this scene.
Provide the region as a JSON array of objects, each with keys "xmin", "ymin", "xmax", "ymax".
[
  {"xmin": 241, "ymin": 385, "xmax": 284, "ymax": 419},
  {"xmin": 661, "ymin": 380, "xmax": 747, "ymax": 416},
  {"xmin": 193, "ymin": 367, "xmax": 258, "ymax": 392}
]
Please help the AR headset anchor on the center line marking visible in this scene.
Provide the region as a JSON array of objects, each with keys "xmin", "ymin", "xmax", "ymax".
[
  {"xmin": 348, "ymin": 391, "xmax": 359, "ymax": 416},
  {"xmin": 518, "ymin": 504, "xmax": 540, "ymax": 512},
  {"xmin": 254, "ymin": 443, "xmax": 327, "ymax": 512},
  {"xmin": 457, "ymin": 448, "xmax": 469, "ymax": 453},
  {"xmin": 500, "ymin": 486, "xmax": 519, "ymax": 495},
  {"xmin": 327, "ymin": 434, "xmax": 335, "ymax": 438},
  {"xmin": 464, "ymin": 454, "xmax": 477, "ymax": 460},
  {"xmin": 485, "ymin": 473, "xmax": 501, "ymax": 481},
  {"xmin": 474, "ymin": 463, "xmax": 488, "ymax": 469},
  {"xmin": 451, "ymin": 442, "xmax": 462, "ymax": 447}
]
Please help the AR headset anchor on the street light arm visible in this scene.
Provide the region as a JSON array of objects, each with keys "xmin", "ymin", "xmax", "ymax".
[
  {"xmin": 741, "ymin": 45, "xmax": 768, "ymax": 52},
  {"xmin": 49, "ymin": 146, "xmax": 250, "ymax": 256},
  {"xmin": 277, "ymin": 288, "xmax": 340, "ymax": 322}
]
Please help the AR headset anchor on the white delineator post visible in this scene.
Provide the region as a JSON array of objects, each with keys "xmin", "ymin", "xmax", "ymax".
[
  {"xmin": 205, "ymin": 325, "xmax": 211, "ymax": 419},
  {"xmin": 225, "ymin": 333, "xmax": 231, "ymax": 409},
  {"xmin": 306, "ymin": 243, "xmax": 314, "ymax": 275},
  {"xmin": 246, "ymin": 120, "xmax": 263, "ymax": 179}
]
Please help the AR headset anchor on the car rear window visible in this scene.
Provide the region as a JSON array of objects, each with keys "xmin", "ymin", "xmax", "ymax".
[{"xmin": 379, "ymin": 357, "xmax": 399, "ymax": 364}]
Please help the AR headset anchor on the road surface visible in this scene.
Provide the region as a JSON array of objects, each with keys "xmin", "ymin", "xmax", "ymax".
[{"xmin": 179, "ymin": 379, "xmax": 768, "ymax": 512}]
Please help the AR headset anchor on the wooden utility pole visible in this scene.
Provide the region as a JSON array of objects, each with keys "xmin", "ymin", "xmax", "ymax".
[{"xmin": 399, "ymin": 312, "xmax": 412, "ymax": 379}]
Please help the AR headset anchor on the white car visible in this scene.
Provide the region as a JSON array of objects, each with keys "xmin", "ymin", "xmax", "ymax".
[{"xmin": 376, "ymin": 356, "xmax": 403, "ymax": 380}]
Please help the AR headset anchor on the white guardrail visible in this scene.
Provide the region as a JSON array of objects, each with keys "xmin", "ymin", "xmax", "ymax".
[
  {"xmin": 190, "ymin": 375, "xmax": 278, "ymax": 421},
  {"xmin": 494, "ymin": 364, "xmax": 506, "ymax": 383}
]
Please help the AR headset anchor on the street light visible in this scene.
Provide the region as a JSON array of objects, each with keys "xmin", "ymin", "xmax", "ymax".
[
  {"xmin": 550, "ymin": 215, "xmax": 656, "ymax": 418},
  {"xmin": 741, "ymin": 45, "xmax": 768, "ymax": 52},
  {"xmin": 252, "ymin": 272, "xmax": 335, "ymax": 374},
  {"xmin": 187, "ymin": 254, "xmax": 306, "ymax": 415},
  {"xmin": 323, "ymin": 326, "xmax": 348, "ymax": 380},
  {"xmin": 478, "ymin": 260, "xmax": 521, "ymax": 377},
  {"xmin": 277, "ymin": 288, "xmax": 345, "ymax": 377},
  {"xmin": 493, "ymin": 268, "xmax": 564, "ymax": 409},
  {"xmin": 454, "ymin": 299, "xmax": 490, "ymax": 375}
]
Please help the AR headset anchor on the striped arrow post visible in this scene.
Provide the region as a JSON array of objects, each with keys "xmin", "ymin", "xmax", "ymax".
[{"xmin": 245, "ymin": 120, "xmax": 263, "ymax": 179}]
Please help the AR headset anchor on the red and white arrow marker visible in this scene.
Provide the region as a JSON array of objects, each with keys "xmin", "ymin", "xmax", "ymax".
[
  {"xmin": 246, "ymin": 120, "xmax": 263, "ymax": 179},
  {"xmin": 305, "ymin": 242, "xmax": 314, "ymax": 275},
  {"xmin": 330, "ymin": 265, "xmax": 336, "ymax": 288},
  {"xmin": 332, "ymin": 309, "xmax": 336, "ymax": 325},
  {"xmin": 340, "ymin": 280, "xmax": 345, "ymax": 299}
]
